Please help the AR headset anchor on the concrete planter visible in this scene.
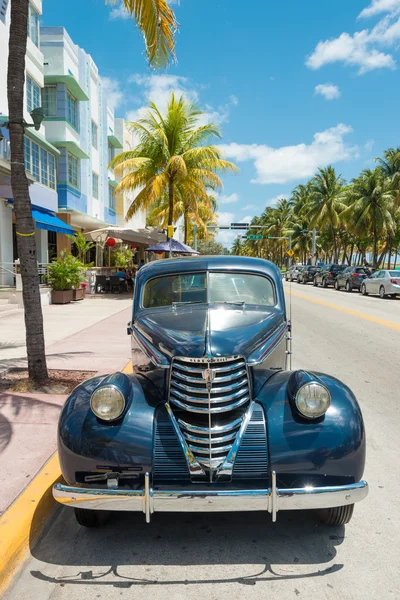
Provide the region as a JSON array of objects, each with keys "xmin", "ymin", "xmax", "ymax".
[
  {"xmin": 51, "ymin": 290, "xmax": 73, "ymax": 304},
  {"xmin": 72, "ymin": 288, "xmax": 85, "ymax": 301}
]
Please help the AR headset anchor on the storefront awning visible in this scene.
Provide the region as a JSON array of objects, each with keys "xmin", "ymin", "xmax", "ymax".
[{"xmin": 32, "ymin": 207, "xmax": 75, "ymax": 235}]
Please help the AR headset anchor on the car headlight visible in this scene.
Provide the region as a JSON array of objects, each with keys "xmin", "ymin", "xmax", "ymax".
[
  {"xmin": 90, "ymin": 385, "xmax": 126, "ymax": 421},
  {"xmin": 295, "ymin": 382, "xmax": 331, "ymax": 419}
]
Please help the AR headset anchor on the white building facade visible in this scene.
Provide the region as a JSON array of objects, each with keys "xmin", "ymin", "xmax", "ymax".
[{"xmin": 0, "ymin": 0, "xmax": 68, "ymax": 286}]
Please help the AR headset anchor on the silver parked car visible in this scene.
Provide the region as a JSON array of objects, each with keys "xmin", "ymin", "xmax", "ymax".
[
  {"xmin": 361, "ymin": 270, "xmax": 400, "ymax": 298},
  {"xmin": 285, "ymin": 265, "xmax": 303, "ymax": 282}
]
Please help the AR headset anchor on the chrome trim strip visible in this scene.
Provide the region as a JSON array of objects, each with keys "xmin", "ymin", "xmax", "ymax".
[
  {"xmin": 182, "ymin": 430, "xmax": 238, "ymax": 444},
  {"xmin": 164, "ymin": 403, "xmax": 205, "ymax": 478},
  {"xmin": 53, "ymin": 480, "xmax": 369, "ymax": 517},
  {"xmin": 247, "ymin": 322, "xmax": 288, "ymax": 366},
  {"xmin": 271, "ymin": 470, "xmax": 277, "ymax": 522},
  {"xmin": 172, "ymin": 368, "xmax": 247, "ymax": 384},
  {"xmin": 177, "ymin": 417, "xmax": 243, "ymax": 434},
  {"xmin": 169, "ymin": 395, "xmax": 250, "ymax": 414},
  {"xmin": 188, "ymin": 442, "xmax": 233, "ymax": 455},
  {"xmin": 170, "ymin": 377, "xmax": 248, "ymax": 395},
  {"xmin": 170, "ymin": 386, "xmax": 248, "ymax": 404},
  {"xmin": 132, "ymin": 327, "xmax": 170, "ymax": 369},
  {"xmin": 217, "ymin": 402, "xmax": 255, "ymax": 478},
  {"xmin": 144, "ymin": 472, "xmax": 151, "ymax": 523},
  {"xmin": 174, "ymin": 357, "xmax": 243, "ymax": 368}
]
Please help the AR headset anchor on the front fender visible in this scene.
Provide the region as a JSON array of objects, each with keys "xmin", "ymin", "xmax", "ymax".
[
  {"xmin": 256, "ymin": 371, "xmax": 366, "ymax": 487},
  {"xmin": 58, "ymin": 373, "xmax": 164, "ymax": 485}
]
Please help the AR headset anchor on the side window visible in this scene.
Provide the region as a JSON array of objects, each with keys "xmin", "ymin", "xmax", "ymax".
[{"xmin": 377, "ymin": 271, "xmax": 385, "ymax": 279}]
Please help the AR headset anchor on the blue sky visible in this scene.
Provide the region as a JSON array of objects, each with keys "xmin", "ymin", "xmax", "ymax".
[{"xmin": 42, "ymin": 0, "xmax": 400, "ymax": 245}]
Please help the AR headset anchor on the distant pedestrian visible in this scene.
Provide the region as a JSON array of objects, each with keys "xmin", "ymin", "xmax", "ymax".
[{"xmin": 138, "ymin": 259, "xmax": 145, "ymax": 270}]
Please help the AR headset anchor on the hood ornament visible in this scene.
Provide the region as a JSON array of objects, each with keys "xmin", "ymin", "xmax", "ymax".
[{"xmin": 202, "ymin": 368, "xmax": 216, "ymax": 388}]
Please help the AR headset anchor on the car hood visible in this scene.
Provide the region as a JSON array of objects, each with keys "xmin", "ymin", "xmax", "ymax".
[{"xmin": 134, "ymin": 304, "xmax": 286, "ymax": 361}]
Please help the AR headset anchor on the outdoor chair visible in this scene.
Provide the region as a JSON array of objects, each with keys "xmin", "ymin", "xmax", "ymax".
[{"xmin": 95, "ymin": 275, "xmax": 109, "ymax": 293}]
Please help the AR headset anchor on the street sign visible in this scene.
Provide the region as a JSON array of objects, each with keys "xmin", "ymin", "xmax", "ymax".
[
  {"xmin": 231, "ymin": 222, "xmax": 250, "ymax": 229},
  {"xmin": 247, "ymin": 235, "xmax": 262, "ymax": 240},
  {"xmin": 287, "ymin": 249, "xmax": 295, "ymax": 257}
]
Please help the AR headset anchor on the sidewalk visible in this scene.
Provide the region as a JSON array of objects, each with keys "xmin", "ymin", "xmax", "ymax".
[{"xmin": 0, "ymin": 295, "xmax": 133, "ymax": 516}]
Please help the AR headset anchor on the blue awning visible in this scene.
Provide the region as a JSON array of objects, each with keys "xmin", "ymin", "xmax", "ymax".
[{"xmin": 32, "ymin": 208, "xmax": 75, "ymax": 235}]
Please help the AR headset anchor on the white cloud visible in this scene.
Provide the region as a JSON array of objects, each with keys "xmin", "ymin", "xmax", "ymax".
[
  {"xmin": 217, "ymin": 192, "xmax": 239, "ymax": 205},
  {"xmin": 109, "ymin": 2, "xmax": 130, "ymax": 20},
  {"xmin": 127, "ymin": 74, "xmax": 236, "ymax": 125},
  {"xmin": 242, "ymin": 204, "xmax": 257, "ymax": 210},
  {"xmin": 306, "ymin": 2, "xmax": 400, "ymax": 74},
  {"xmin": 315, "ymin": 83, "xmax": 341, "ymax": 100},
  {"xmin": 102, "ymin": 77, "xmax": 124, "ymax": 110},
  {"xmin": 220, "ymin": 124, "xmax": 358, "ymax": 185},
  {"xmin": 359, "ymin": 0, "xmax": 400, "ymax": 18}
]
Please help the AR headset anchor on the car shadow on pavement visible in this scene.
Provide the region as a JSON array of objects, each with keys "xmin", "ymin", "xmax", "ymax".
[{"xmin": 29, "ymin": 506, "xmax": 345, "ymax": 588}]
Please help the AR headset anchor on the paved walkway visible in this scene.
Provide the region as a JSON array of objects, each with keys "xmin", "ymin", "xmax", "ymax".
[{"xmin": 0, "ymin": 295, "xmax": 132, "ymax": 515}]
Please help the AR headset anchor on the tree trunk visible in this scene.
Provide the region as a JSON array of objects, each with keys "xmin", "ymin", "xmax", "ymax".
[
  {"xmin": 372, "ymin": 211, "xmax": 378, "ymax": 268},
  {"xmin": 167, "ymin": 177, "xmax": 174, "ymax": 229},
  {"xmin": 387, "ymin": 238, "xmax": 393, "ymax": 270},
  {"xmin": 7, "ymin": 0, "xmax": 48, "ymax": 383},
  {"xmin": 184, "ymin": 210, "xmax": 189, "ymax": 244}
]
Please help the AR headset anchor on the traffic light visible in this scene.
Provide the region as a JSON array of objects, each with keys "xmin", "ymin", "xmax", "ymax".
[{"xmin": 167, "ymin": 225, "xmax": 174, "ymax": 238}]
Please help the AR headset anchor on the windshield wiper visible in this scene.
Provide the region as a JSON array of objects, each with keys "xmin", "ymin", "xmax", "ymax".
[
  {"xmin": 172, "ymin": 301, "xmax": 204, "ymax": 307},
  {"xmin": 213, "ymin": 301, "xmax": 246, "ymax": 306}
]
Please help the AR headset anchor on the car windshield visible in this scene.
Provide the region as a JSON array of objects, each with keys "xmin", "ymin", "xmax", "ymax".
[
  {"xmin": 330, "ymin": 265, "xmax": 344, "ymax": 271},
  {"xmin": 142, "ymin": 272, "xmax": 276, "ymax": 308}
]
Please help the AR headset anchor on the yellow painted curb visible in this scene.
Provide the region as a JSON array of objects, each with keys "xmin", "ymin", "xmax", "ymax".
[
  {"xmin": 122, "ymin": 361, "xmax": 133, "ymax": 374},
  {"xmin": 289, "ymin": 290, "xmax": 400, "ymax": 332},
  {"xmin": 0, "ymin": 452, "xmax": 62, "ymax": 596}
]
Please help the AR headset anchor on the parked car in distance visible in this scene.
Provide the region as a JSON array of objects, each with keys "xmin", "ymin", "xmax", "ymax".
[
  {"xmin": 361, "ymin": 270, "xmax": 400, "ymax": 298},
  {"xmin": 285, "ymin": 264, "xmax": 303, "ymax": 281},
  {"xmin": 297, "ymin": 265, "xmax": 319, "ymax": 284},
  {"xmin": 52, "ymin": 256, "xmax": 368, "ymax": 529},
  {"xmin": 335, "ymin": 266, "xmax": 370, "ymax": 292},
  {"xmin": 314, "ymin": 264, "xmax": 346, "ymax": 288}
]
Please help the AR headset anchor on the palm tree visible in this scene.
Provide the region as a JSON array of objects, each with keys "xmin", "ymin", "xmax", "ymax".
[
  {"xmin": 343, "ymin": 169, "xmax": 396, "ymax": 268},
  {"xmin": 307, "ymin": 166, "xmax": 346, "ymax": 262},
  {"xmin": 110, "ymin": 93, "xmax": 238, "ymax": 230},
  {"xmin": 117, "ymin": 0, "xmax": 177, "ymax": 67},
  {"xmin": 7, "ymin": 0, "xmax": 178, "ymax": 383},
  {"xmin": 232, "ymin": 236, "xmax": 244, "ymax": 256}
]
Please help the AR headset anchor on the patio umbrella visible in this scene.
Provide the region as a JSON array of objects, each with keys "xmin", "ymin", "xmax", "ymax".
[{"xmin": 145, "ymin": 239, "xmax": 199, "ymax": 254}]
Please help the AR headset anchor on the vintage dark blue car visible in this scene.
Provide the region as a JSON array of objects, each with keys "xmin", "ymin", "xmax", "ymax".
[{"xmin": 53, "ymin": 256, "xmax": 368, "ymax": 527}]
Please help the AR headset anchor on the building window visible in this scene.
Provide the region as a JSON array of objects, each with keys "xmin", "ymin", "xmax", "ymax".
[
  {"xmin": 31, "ymin": 141, "xmax": 40, "ymax": 181},
  {"xmin": 24, "ymin": 138, "xmax": 57, "ymax": 189},
  {"xmin": 108, "ymin": 144, "xmax": 114, "ymax": 164},
  {"xmin": 109, "ymin": 185, "xmax": 116, "ymax": 211},
  {"xmin": 24, "ymin": 137, "xmax": 31, "ymax": 171},
  {"xmin": 92, "ymin": 172, "xmax": 99, "ymax": 199},
  {"xmin": 26, "ymin": 75, "xmax": 41, "ymax": 114},
  {"xmin": 42, "ymin": 85, "xmax": 57, "ymax": 117},
  {"xmin": 67, "ymin": 92, "xmax": 78, "ymax": 130},
  {"xmin": 28, "ymin": 2, "xmax": 40, "ymax": 47},
  {"xmin": 68, "ymin": 153, "xmax": 79, "ymax": 188},
  {"xmin": 91, "ymin": 121, "xmax": 98, "ymax": 149},
  {"xmin": 48, "ymin": 154, "xmax": 56, "ymax": 189}
]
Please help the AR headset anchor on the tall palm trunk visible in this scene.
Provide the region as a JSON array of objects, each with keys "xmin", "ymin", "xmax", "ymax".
[
  {"xmin": 184, "ymin": 210, "xmax": 189, "ymax": 244},
  {"xmin": 372, "ymin": 216, "xmax": 378, "ymax": 268},
  {"xmin": 7, "ymin": 0, "xmax": 48, "ymax": 383},
  {"xmin": 167, "ymin": 177, "xmax": 174, "ymax": 231}
]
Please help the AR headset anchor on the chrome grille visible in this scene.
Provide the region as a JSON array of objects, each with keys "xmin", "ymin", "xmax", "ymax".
[{"xmin": 169, "ymin": 357, "xmax": 251, "ymax": 475}]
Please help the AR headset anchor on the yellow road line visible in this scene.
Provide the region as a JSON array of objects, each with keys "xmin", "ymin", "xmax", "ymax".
[
  {"xmin": 289, "ymin": 290, "xmax": 400, "ymax": 332},
  {"xmin": 0, "ymin": 452, "xmax": 62, "ymax": 596}
]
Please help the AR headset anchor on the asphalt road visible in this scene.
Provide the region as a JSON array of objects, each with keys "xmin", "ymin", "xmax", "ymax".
[{"xmin": 4, "ymin": 282, "xmax": 400, "ymax": 600}]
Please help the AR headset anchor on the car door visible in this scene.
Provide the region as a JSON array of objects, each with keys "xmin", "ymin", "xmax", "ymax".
[
  {"xmin": 340, "ymin": 267, "xmax": 350, "ymax": 285},
  {"xmin": 368, "ymin": 271, "xmax": 381, "ymax": 294}
]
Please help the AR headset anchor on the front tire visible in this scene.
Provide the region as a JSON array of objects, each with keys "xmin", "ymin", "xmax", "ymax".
[
  {"xmin": 313, "ymin": 278, "xmax": 318, "ymax": 287},
  {"xmin": 335, "ymin": 280, "xmax": 340, "ymax": 291},
  {"xmin": 379, "ymin": 286, "xmax": 386, "ymax": 299},
  {"xmin": 346, "ymin": 280, "xmax": 352, "ymax": 293},
  {"xmin": 361, "ymin": 284, "xmax": 368, "ymax": 296},
  {"xmin": 74, "ymin": 508, "xmax": 108, "ymax": 528},
  {"xmin": 318, "ymin": 504, "xmax": 354, "ymax": 526},
  {"xmin": 322, "ymin": 278, "xmax": 328, "ymax": 288}
]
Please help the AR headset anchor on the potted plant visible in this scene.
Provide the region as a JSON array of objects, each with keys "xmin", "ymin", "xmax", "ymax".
[{"xmin": 46, "ymin": 252, "xmax": 85, "ymax": 304}]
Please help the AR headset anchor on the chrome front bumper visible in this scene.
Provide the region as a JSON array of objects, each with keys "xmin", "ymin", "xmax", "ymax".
[{"xmin": 53, "ymin": 473, "xmax": 368, "ymax": 523}]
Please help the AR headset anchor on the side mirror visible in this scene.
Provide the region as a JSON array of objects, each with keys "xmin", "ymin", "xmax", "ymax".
[{"xmin": 127, "ymin": 321, "xmax": 132, "ymax": 336}]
